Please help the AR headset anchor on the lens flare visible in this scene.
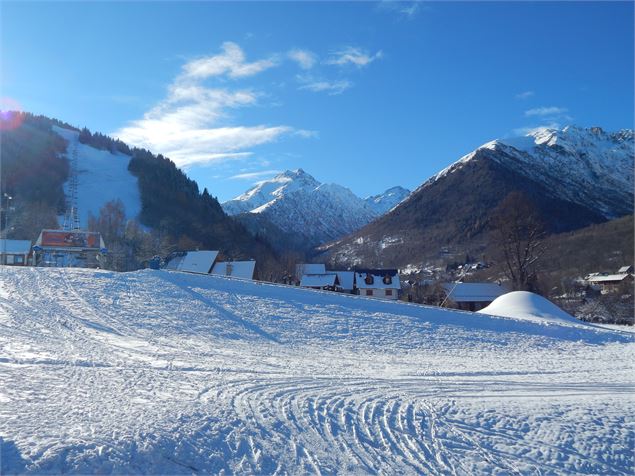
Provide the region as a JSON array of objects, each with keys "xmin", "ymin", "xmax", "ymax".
[{"xmin": 0, "ymin": 97, "xmax": 24, "ymax": 130}]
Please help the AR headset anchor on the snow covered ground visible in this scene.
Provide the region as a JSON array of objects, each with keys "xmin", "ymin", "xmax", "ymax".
[
  {"xmin": 0, "ymin": 267, "xmax": 633, "ymax": 474},
  {"xmin": 53, "ymin": 126, "xmax": 141, "ymax": 228}
]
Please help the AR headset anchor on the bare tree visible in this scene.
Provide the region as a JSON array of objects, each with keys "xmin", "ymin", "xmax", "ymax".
[{"xmin": 491, "ymin": 192, "xmax": 546, "ymax": 292}]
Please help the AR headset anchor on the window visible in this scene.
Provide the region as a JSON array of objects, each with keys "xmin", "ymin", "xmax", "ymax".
[
  {"xmin": 383, "ymin": 275, "xmax": 392, "ymax": 285},
  {"xmin": 6, "ymin": 255, "xmax": 14, "ymax": 265},
  {"xmin": 366, "ymin": 290, "xmax": 373, "ymax": 296},
  {"xmin": 364, "ymin": 273, "xmax": 374, "ymax": 285},
  {"xmin": 15, "ymin": 255, "xmax": 24, "ymax": 264},
  {"xmin": 385, "ymin": 289, "xmax": 393, "ymax": 296}
]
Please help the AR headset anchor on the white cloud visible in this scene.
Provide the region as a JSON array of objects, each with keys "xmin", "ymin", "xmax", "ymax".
[
  {"xmin": 114, "ymin": 43, "xmax": 298, "ymax": 168},
  {"xmin": 326, "ymin": 46, "xmax": 383, "ymax": 68},
  {"xmin": 181, "ymin": 41, "xmax": 278, "ymax": 80},
  {"xmin": 297, "ymin": 75, "xmax": 353, "ymax": 95},
  {"xmin": 377, "ymin": 1, "xmax": 423, "ymax": 19},
  {"xmin": 515, "ymin": 90, "xmax": 534, "ymax": 99},
  {"xmin": 288, "ymin": 49, "xmax": 317, "ymax": 70},
  {"xmin": 229, "ymin": 170, "xmax": 282, "ymax": 180},
  {"xmin": 525, "ymin": 106, "xmax": 568, "ymax": 117}
]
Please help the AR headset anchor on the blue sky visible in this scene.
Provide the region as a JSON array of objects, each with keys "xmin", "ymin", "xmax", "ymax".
[{"xmin": 2, "ymin": 1, "xmax": 633, "ymax": 202}]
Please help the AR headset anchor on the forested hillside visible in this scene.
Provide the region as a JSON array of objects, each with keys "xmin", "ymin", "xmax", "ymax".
[{"xmin": 0, "ymin": 112, "xmax": 279, "ymax": 276}]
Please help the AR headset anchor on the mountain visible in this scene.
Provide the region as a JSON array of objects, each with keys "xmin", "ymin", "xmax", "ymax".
[
  {"xmin": 364, "ymin": 186, "xmax": 411, "ymax": 215},
  {"xmin": 223, "ymin": 169, "xmax": 408, "ymax": 251},
  {"xmin": 321, "ymin": 125, "xmax": 634, "ymax": 268},
  {"xmin": 0, "ymin": 112, "xmax": 279, "ymax": 273}
]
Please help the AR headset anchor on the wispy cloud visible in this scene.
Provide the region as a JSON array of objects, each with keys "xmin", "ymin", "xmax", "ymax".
[
  {"xmin": 181, "ymin": 41, "xmax": 278, "ymax": 80},
  {"xmin": 288, "ymin": 49, "xmax": 317, "ymax": 70},
  {"xmin": 229, "ymin": 170, "xmax": 281, "ymax": 180},
  {"xmin": 297, "ymin": 75, "xmax": 352, "ymax": 95},
  {"xmin": 525, "ymin": 106, "xmax": 568, "ymax": 117},
  {"xmin": 515, "ymin": 90, "xmax": 534, "ymax": 100},
  {"xmin": 377, "ymin": 1, "xmax": 423, "ymax": 19},
  {"xmin": 326, "ymin": 46, "xmax": 383, "ymax": 68},
  {"xmin": 114, "ymin": 42, "xmax": 298, "ymax": 168}
]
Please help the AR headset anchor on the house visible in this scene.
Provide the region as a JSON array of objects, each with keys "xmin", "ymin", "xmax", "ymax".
[
  {"xmin": 618, "ymin": 265, "xmax": 634, "ymax": 274},
  {"xmin": 333, "ymin": 271, "xmax": 355, "ymax": 293},
  {"xmin": 165, "ymin": 250, "xmax": 219, "ymax": 274},
  {"xmin": 441, "ymin": 282, "xmax": 506, "ymax": 311},
  {"xmin": 585, "ymin": 272, "xmax": 633, "ymax": 293},
  {"xmin": 211, "ymin": 260, "xmax": 256, "ymax": 280},
  {"xmin": 295, "ymin": 263, "xmax": 326, "ymax": 284},
  {"xmin": 354, "ymin": 269, "xmax": 401, "ymax": 300},
  {"xmin": 0, "ymin": 239, "xmax": 32, "ymax": 266},
  {"xmin": 300, "ymin": 273, "xmax": 340, "ymax": 291},
  {"xmin": 33, "ymin": 229, "xmax": 106, "ymax": 268}
]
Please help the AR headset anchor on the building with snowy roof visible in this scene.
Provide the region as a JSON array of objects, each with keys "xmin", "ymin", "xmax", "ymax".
[
  {"xmin": 300, "ymin": 273, "xmax": 340, "ymax": 290},
  {"xmin": 295, "ymin": 263, "xmax": 326, "ymax": 283},
  {"xmin": 354, "ymin": 269, "xmax": 401, "ymax": 300},
  {"xmin": 441, "ymin": 282, "xmax": 506, "ymax": 311},
  {"xmin": 0, "ymin": 239, "xmax": 32, "ymax": 266},
  {"xmin": 211, "ymin": 260, "xmax": 256, "ymax": 280}
]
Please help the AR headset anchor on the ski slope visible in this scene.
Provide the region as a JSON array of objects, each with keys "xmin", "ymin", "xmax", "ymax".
[
  {"xmin": 0, "ymin": 267, "xmax": 633, "ymax": 474},
  {"xmin": 53, "ymin": 126, "xmax": 141, "ymax": 228}
]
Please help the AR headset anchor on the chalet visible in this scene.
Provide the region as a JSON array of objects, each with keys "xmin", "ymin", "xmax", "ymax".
[
  {"xmin": 295, "ymin": 263, "xmax": 326, "ymax": 284},
  {"xmin": 0, "ymin": 239, "xmax": 32, "ymax": 266},
  {"xmin": 585, "ymin": 271, "xmax": 633, "ymax": 293},
  {"xmin": 300, "ymin": 273, "xmax": 340, "ymax": 291},
  {"xmin": 441, "ymin": 282, "xmax": 506, "ymax": 311},
  {"xmin": 333, "ymin": 271, "xmax": 355, "ymax": 293},
  {"xmin": 211, "ymin": 260, "xmax": 256, "ymax": 280},
  {"xmin": 354, "ymin": 269, "xmax": 401, "ymax": 300}
]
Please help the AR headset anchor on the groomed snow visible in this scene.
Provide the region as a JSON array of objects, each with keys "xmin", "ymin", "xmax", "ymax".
[
  {"xmin": 478, "ymin": 291, "xmax": 581, "ymax": 325},
  {"xmin": 0, "ymin": 267, "xmax": 633, "ymax": 474},
  {"xmin": 53, "ymin": 126, "xmax": 141, "ymax": 227}
]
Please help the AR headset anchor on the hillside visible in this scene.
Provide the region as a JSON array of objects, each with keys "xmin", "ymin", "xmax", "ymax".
[
  {"xmin": 321, "ymin": 126, "xmax": 634, "ymax": 268},
  {"xmin": 0, "ymin": 267, "xmax": 633, "ymax": 474},
  {"xmin": 0, "ymin": 112, "xmax": 279, "ymax": 273},
  {"xmin": 223, "ymin": 169, "xmax": 409, "ymax": 252}
]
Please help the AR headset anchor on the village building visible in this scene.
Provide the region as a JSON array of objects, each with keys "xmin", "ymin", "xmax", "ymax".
[
  {"xmin": 33, "ymin": 230, "xmax": 106, "ymax": 268},
  {"xmin": 300, "ymin": 273, "xmax": 340, "ymax": 291},
  {"xmin": 354, "ymin": 269, "xmax": 401, "ymax": 300},
  {"xmin": 211, "ymin": 260, "xmax": 256, "ymax": 280},
  {"xmin": 441, "ymin": 282, "xmax": 506, "ymax": 311},
  {"xmin": 295, "ymin": 263, "xmax": 326, "ymax": 284},
  {"xmin": 585, "ymin": 270, "xmax": 634, "ymax": 294},
  {"xmin": 333, "ymin": 271, "xmax": 355, "ymax": 293},
  {"xmin": 0, "ymin": 239, "xmax": 32, "ymax": 266}
]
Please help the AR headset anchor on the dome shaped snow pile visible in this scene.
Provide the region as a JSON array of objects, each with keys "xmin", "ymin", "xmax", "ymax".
[{"xmin": 478, "ymin": 291, "xmax": 580, "ymax": 325}]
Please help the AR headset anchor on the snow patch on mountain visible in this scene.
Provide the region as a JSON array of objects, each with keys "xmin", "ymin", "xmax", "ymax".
[
  {"xmin": 364, "ymin": 186, "xmax": 411, "ymax": 214},
  {"xmin": 53, "ymin": 126, "xmax": 141, "ymax": 227},
  {"xmin": 223, "ymin": 169, "xmax": 407, "ymax": 245}
]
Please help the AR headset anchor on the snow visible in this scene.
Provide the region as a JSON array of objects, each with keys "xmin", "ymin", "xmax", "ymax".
[
  {"xmin": 0, "ymin": 239, "xmax": 31, "ymax": 254},
  {"xmin": 1, "ymin": 267, "xmax": 633, "ymax": 474},
  {"xmin": 169, "ymin": 250, "xmax": 218, "ymax": 275},
  {"xmin": 211, "ymin": 260, "xmax": 256, "ymax": 280},
  {"xmin": 411, "ymin": 125, "xmax": 634, "ymax": 219},
  {"xmin": 478, "ymin": 291, "xmax": 583, "ymax": 325},
  {"xmin": 443, "ymin": 282, "xmax": 506, "ymax": 303},
  {"xmin": 300, "ymin": 273, "xmax": 337, "ymax": 287},
  {"xmin": 53, "ymin": 126, "xmax": 141, "ymax": 227},
  {"xmin": 364, "ymin": 186, "xmax": 411, "ymax": 215}
]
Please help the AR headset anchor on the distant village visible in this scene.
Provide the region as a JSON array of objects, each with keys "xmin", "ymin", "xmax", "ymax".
[{"xmin": 1, "ymin": 232, "xmax": 632, "ymax": 323}]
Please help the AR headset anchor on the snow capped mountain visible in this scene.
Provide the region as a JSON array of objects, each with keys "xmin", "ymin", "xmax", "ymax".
[
  {"xmin": 322, "ymin": 125, "xmax": 634, "ymax": 267},
  {"xmin": 364, "ymin": 186, "xmax": 411, "ymax": 215},
  {"xmin": 223, "ymin": 169, "xmax": 407, "ymax": 248},
  {"xmin": 422, "ymin": 125, "xmax": 633, "ymax": 218}
]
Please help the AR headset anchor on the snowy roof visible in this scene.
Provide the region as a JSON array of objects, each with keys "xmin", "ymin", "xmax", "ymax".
[
  {"xmin": 618, "ymin": 266, "xmax": 634, "ymax": 274},
  {"xmin": 211, "ymin": 260, "xmax": 256, "ymax": 280},
  {"xmin": 354, "ymin": 269, "xmax": 400, "ymax": 290},
  {"xmin": 442, "ymin": 283, "xmax": 505, "ymax": 303},
  {"xmin": 166, "ymin": 250, "xmax": 218, "ymax": 275},
  {"xmin": 0, "ymin": 239, "xmax": 31, "ymax": 254},
  {"xmin": 332, "ymin": 271, "xmax": 354, "ymax": 290},
  {"xmin": 300, "ymin": 274, "xmax": 338, "ymax": 288},
  {"xmin": 586, "ymin": 273, "xmax": 632, "ymax": 284},
  {"xmin": 295, "ymin": 263, "xmax": 326, "ymax": 281}
]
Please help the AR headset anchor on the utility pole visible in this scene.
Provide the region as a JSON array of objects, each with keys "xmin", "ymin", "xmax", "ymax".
[{"xmin": 1, "ymin": 192, "xmax": 13, "ymax": 265}]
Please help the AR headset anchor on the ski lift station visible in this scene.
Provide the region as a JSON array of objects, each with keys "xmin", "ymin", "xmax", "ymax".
[{"xmin": 33, "ymin": 229, "xmax": 107, "ymax": 268}]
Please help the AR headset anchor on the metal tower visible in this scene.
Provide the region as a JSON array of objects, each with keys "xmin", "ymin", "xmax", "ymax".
[{"xmin": 63, "ymin": 143, "xmax": 80, "ymax": 231}]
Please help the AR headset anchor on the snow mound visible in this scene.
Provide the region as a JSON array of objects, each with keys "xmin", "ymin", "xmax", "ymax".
[{"xmin": 479, "ymin": 291, "xmax": 580, "ymax": 325}]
